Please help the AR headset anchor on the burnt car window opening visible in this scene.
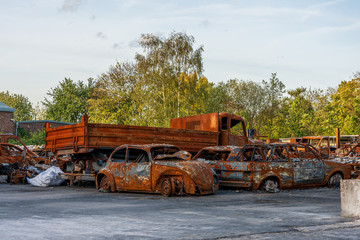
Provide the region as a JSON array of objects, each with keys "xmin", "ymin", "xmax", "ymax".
[
  {"xmin": 288, "ymin": 146, "xmax": 298, "ymax": 158},
  {"xmin": 271, "ymin": 146, "xmax": 288, "ymax": 162},
  {"xmin": 197, "ymin": 150, "xmax": 230, "ymax": 161},
  {"xmin": 237, "ymin": 148, "xmax": 254, "ymax": 161},
  {"xmin": 151, "ymin": 147, "xmax": 180, "ymax": 159},
  {"xmin": 111, "ymin": 148, "xmax": 126, "ymax": 162},
  {"xmin": 127, "ymin": 149, "xmax": 149, "ymax": 163},
  {"xmin": 253, "ymin": 148, "xmax": 266, "ymax": 162}
]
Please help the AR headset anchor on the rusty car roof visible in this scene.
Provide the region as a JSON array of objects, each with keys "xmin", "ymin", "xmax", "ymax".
[{"xmin": 114, "ymin": 143, "xmax": 179, "ymax": 152}]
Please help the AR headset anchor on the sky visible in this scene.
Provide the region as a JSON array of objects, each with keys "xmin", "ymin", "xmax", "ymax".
[{"xmin": 1, "ymin": 0, "xmax": 360, "ymax": 105}]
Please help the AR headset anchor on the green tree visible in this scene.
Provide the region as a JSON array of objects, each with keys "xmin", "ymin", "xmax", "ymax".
[
  {"xmin": 257, "ymin": 73, "xmax": 285, "ymax": 138},
  {"xmin": 227, "ymin": 79, "xmax": 268, "ymax": 130},
  {"xmin": 205, "ymin": 82, "xmax": 232, "ymax": 113},
  {"xmin": 135, "ymin": 32, "xmax": 204, "ymax": 121},
  {"xmin": 87, "ymin": 61, "xmax": 149, "ymax": 125},
  {"xmin": 305, "ymin": 88, "xmax": 335, "ymax": 135},
  {"xmin": 330, "ymin": 74, "xmax": 360, "ymax": 134},
  {"xmin": 43, "ymin": 78, "xmax": 95, "ymax": 123},
  {"xmin": 278, "ymin": 87, "xmax": 315, "ymax": 137},
  {"xmin": 0, "ymin": 91, "xmax": 33, "ymax": 121}
]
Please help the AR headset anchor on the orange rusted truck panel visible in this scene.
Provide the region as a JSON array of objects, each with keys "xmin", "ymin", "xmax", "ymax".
[
  {"xmin": 192, "ymin": 143, "xmax": 352, "ymax": 192},
  {"xmin": 45, "ymin": 115, "xmax": 220, "ymax": 155},
  {"xmin": 96, "ymin": 144, "xmax": 218, "ymax": 196},
  {"xmin": 46, "ymin": 112, "xmax": 249, "ymax": 156}
]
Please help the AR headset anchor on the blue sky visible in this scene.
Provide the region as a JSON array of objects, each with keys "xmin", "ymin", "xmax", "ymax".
[{"xmin": 1, "ymin": 0, "xmax": 359, "ymax": 105}]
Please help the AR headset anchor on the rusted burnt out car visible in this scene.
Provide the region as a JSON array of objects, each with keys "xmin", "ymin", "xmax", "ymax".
[
  {"xmin": 192, "ymin": 143, "xmax": 351, "ymax": 192},
  {"xmin": 96, "ymin": 144, "xmax": 218, "ymax": 196},
  {"xmin": 299, "ymin": 136, "xmax": 335, "ymax": 157},
  {"xmin": 0, "ymin": 135, "xmax": 48, "ymax": 166}
]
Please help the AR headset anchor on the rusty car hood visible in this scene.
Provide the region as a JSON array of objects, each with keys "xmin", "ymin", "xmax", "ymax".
[{"xmin": 154, "ymin": 160, "xmax": 214, "ymax": 188}]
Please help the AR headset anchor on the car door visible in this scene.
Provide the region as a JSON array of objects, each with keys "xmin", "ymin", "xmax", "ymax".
[
  {"xmin": 291, "ymin": 145, "xmax": 325, "ymax": 185},
  {"xmin": 215, "ymin": 146, "xmax": 254, "ymax": 188},
  {"xmin": 124, "ymin": 148, "xmax": 151, "ymax": 191},
  {"xmin": 108, "ymin": 147, "xmax": 127, "ymax": 190},
  {"xmin": 260, "ymin": 145, "xmax": 293, "ymax": 188}
]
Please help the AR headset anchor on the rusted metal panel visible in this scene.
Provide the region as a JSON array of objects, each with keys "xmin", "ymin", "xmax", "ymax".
[
  {"xmin": 46, "ymin": 115, "xmax": 220, "ymax": 155},
  {"xmin": 96, "ymin": 144, "xmax": 218, "ymax": 196},
  {"xmin": 170, "ymin": 112, "xmax": 220, "ymax": 131}
]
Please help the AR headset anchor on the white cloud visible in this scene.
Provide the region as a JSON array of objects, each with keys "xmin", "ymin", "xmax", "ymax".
[
  {"xmin": 96, "ymin": 32, "xmax": 107, "ymax": 40},
  {"xmin": 58, "ymin": 0, "xmax": 82, "ymax": 13}
]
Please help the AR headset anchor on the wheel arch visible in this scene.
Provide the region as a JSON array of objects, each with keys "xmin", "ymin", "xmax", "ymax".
[
  {"xmin": 96, "ymin": 170, "xmax": 116, "ymax": 192},
  {"xmin": 258, "ymin": 175, "xmax": 280, "ymax": 190}
]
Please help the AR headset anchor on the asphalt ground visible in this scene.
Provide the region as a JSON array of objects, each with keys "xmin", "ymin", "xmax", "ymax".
[{"xmin": 0, "ymin": 184, "xmax": 359, "ymax": 240}]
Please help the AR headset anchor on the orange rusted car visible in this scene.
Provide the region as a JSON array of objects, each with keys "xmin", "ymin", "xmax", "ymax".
[
  {"xmin": 0, "ymin": 143, "xmax": 48, "ymax": 166},
  {"xmin": 0, "ymin": 134, "xmax": 48, "ymax": 166},
  {"xmin": 192, "ymin": 143, "xmax": 351, "ymax": 192},
  {"xmin": 96, "ymin": 144, "xmax": 218, "ymax": 196}
]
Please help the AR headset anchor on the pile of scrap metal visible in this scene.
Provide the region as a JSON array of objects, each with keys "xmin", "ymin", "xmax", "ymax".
[
  {"xmin": 327, "ymin": 142, "xmax": 360, "ymax": 178},
  {"xmin": 0, "ymin": 134, "xmax": 50, "ymax": 184},
  {"xmin": 54, "ymin": 150, "xmax": 110, "ymax": 185}
]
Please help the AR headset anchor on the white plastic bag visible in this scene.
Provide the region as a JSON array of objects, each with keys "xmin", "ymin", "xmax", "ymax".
[{"xmin": 27, "ymin": 166, "xmax": 64, "ymax": 187}]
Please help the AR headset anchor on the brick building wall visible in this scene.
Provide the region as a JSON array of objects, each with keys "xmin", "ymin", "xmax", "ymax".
[{"xmin": 0, "ymin": 112, "xmax": 15, "ymax": 134}]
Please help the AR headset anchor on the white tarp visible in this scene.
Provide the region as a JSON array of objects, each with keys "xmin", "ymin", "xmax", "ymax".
[{"xmin": 27, "ymin": 166, "xmax": 64, "ymax": 187}]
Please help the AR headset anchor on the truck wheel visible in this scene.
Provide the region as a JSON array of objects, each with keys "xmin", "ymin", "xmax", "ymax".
[
  {"xmin": 328, "ymin": 173, "xmax": 342, "ymax": 187},
  {"xmin": 262, "ymin": 178, "xmax": 280, "ymax": 193},
  {"xmin": 161, "ymin": 177, "xmax": 174, "ymax": 197},
  {"xmin": 99, "ymin": 176, "xmax": 111, "ymax": 193}
]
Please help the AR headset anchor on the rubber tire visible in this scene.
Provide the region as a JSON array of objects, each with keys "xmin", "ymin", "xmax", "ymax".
[
  {"xmin": 99, "ymin": 176, "xmax": 111, "ymax": 193},
  {"xmin": 328, "ymin": 173, "xmax": 342, "ymax": 187},
  {"xmin": 262, "ymin": 179, "xmax": 280, "ymax": 193},
  {"xmin": 161, "ymin": 177, "xmax": 174, "ymax": 197}
]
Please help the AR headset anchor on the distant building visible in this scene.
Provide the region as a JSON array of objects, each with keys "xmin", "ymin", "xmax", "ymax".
[
  {"xmin": 16, "ymin": 120, "xmax": 72, "ymax": 134},
  {"xmin": 0, "ymin": 101, "xmax": 72, "ymax": 136},
  {"xmin": 0, "ymin": 102, "xmax": 15, "ymax": 134}
]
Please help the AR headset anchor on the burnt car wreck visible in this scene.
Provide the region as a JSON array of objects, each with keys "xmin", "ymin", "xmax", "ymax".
[
  {"xmin": 193, "ymin": 143, "xmax": 352, "ymax": 192},
  {"xmin": 0, "ymin": 134, "xmax": 50, "ymax": 184},
  {"xmin": 96, "ymin": 144, "xmax": 218, "ymax": 196}
]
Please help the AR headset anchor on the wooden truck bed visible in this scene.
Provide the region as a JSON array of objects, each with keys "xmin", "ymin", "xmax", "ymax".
[{"xmin": 45, "ymin": 115, "xmax": 219, "ymax": 155}]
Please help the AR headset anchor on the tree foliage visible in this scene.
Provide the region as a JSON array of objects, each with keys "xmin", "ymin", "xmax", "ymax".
[
  {"xmin": 0, "ymin": 91, "xmax": 33, "ymax": 121},
  {"xmin": 330, "ymin": 74, "xmax": 360, "ymax": 134},
  {"xmin": 88, "ymin": 32, "xmax": 208, "ymax": 127},
  {"xmin": 136, "ymin": 32, "xmax": 204, "ymax": 120},
  {"xmin": 87, "ymin": 61, "xmax": 147, "ymax": 125},
  {"xmin": 43, "ymin": 78, "xmax": 95, "ymax": 123}
]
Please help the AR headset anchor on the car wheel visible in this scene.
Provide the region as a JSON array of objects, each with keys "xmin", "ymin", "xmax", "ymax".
[
  {"xmin": 262, "ymin": 179, "xmax": 280, "ymax": 193},
  {"xmin": 99, "ymin": 176, "xmax": 111, "ymax": 193},
  {"xmin": 161, "ymin": 177, "xmax": 174, "ymax": 197},
  {"xmin": 328, "ymin": 173, "xmax": 342, "ymax": 187}
]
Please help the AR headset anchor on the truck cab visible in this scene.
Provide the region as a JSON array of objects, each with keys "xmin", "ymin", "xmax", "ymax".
[{"xmin": 170, "ymin": 112, "xmax": 248, "ymax": 146}]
